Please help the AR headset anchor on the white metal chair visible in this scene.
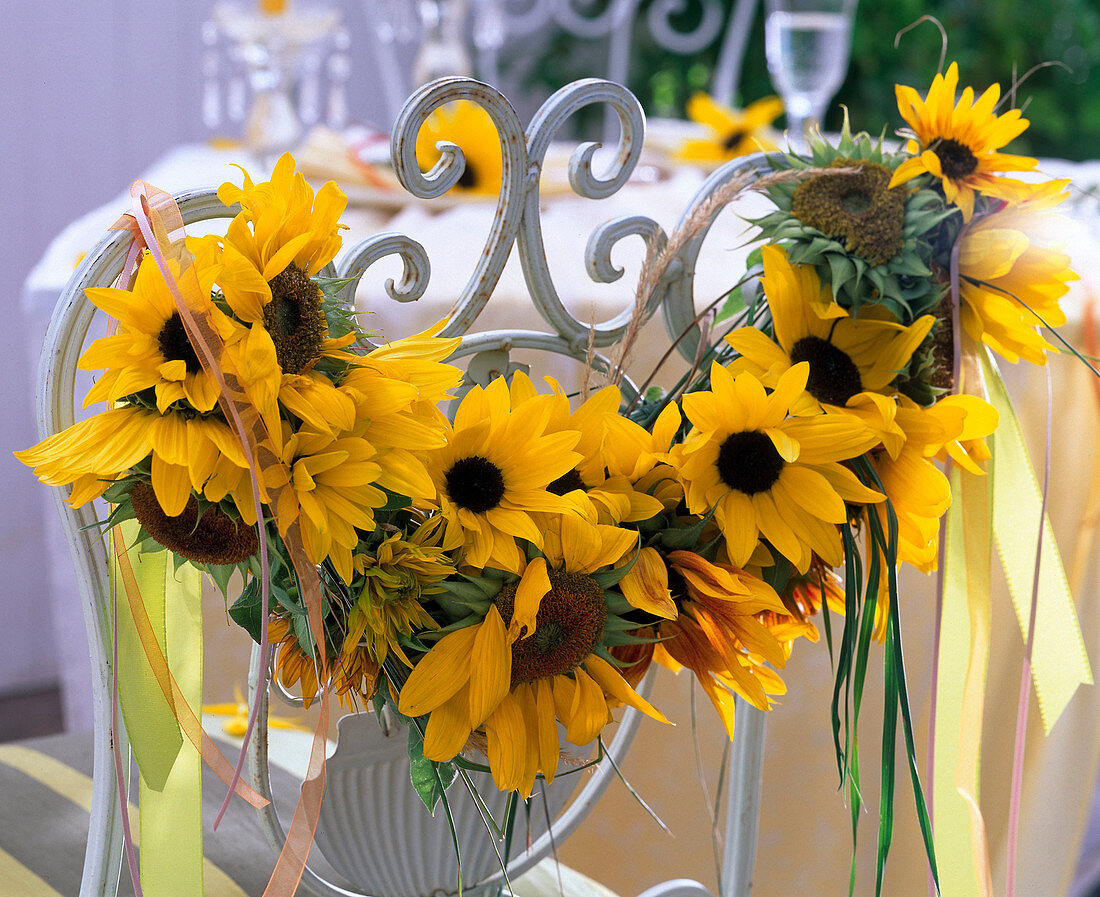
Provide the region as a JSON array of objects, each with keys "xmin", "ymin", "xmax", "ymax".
[{"xmin": 36, "ymin": 76, "xmax": 768, "ymax": 897}]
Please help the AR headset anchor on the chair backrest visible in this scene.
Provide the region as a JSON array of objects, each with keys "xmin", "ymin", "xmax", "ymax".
[
  {"xmin": 366, "ymin": 0, "xmax": 761, "ymax": 132},
  {"xmin": 39, "ymin": 76, "xmax": 767, "ymax": 897}
]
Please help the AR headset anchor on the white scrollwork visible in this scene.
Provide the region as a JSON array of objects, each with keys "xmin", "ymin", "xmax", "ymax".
[
  {"xmin": 390, "ymin": 76, "xmax": 529, "ymax": 336},
  {"xmin": 517, "ymin": 79, "xmax": 661, "ymax": 349},
  {"xmin": 552, "ymin": 0, "xmax": 638, "ymax": 37},
  {"xmin": 645, "ymin": 0, "xmax": 725, "ymax": 54},
  {"xmin": 337, "ymin": 233, "xmax": 430, "ymax": 304}
]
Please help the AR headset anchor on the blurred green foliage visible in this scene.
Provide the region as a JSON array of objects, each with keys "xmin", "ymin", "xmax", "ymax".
[{"xmin": 521, "ymin": 0, "xmax": 1100, "ymax": 160}]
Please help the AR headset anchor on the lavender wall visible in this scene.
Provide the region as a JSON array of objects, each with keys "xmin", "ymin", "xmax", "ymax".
[{"xmin": 0, "ymin": 0, "xmax": 404, "ymax": 728}]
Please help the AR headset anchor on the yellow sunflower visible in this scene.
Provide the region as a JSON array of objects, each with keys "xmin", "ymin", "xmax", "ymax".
[
  {"xmin": 674, "ymin": 362, "xmax": 883, "ymax": 573},
  {"xmin": 507, "ymin": 377, "xmax": 666, "ymax": 527},
  {"xmin": 398, "ymin": 515, "xmax": 665, "ymax": 798},
  {"xmin": 726, "ymin": 244, "xmax": 935, "ymax": 455},
  {"xmin": 16, "ymin": 405, "xmax": 248, "ymax": 517},
  {"xmin": 216, "ymin": 153, "xmax": 354, "ymax": 395},
  {"xmin": 678, "ymin": 93, "xmax": 784, "ymax": 163},
  {"xmin": 957, "ymin": 179, "xmax": 1079, "ymax": 364},
  {"xmin": 338, "ymin": 324, "xmax": 463, "ymax": 505},
  {"xmin": 868, "ymin": 393, "xmax": 997, "ymax": 574},
  {"xmin": 415, "ymin": 100, "xmax": 503, "ymax": 195},
  {"xmin": 889, "ymin": 62, "xmax": 1038, "ymax": 220},
  {"xmin": 267, "ymin": 419, "xmax": 387, "ymax": 583},
  {"xmin": 78, "ymin": 238, "xmax": 235, "ymax": 414},
  {"xmin": 424, "ymin": 373, "xmax": 582, "ymax": 574}
]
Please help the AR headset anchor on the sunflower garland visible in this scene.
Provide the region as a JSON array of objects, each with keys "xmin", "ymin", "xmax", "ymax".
[{"xmin": 15, "ymin": 61, "xmax": 1087, "ymax": 897}]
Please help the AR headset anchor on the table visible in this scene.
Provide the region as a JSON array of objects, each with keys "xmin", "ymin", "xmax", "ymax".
[{"xmin": 20, "ymin": 138, "xmax": 1100, "ymax": 897}]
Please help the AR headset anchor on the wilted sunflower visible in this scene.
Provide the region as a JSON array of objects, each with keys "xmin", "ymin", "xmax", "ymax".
[
  {"xmin": 398, "ymin": 515, "xmax": 665, "ymax": 798},
  {"xmin": 957, "ymin": 179, "xmax": 1078, "ymax": 364},
  {"xmin": 415, "ymin": 100, "xmax": 503, "ymax": 195},
  {"xmin": 269, "ymin": 616, "xmax": 374, "ymax": 711},
  {"xmin": 678, "ymin": 93, "xmax": 783, "ymax": 163},
  {"xmin": 425, "ymin": 373, "xmax": 582, "ymax": 574},
  {"xmin": 344, "ymin": 518, "xmax": 454, "ymax": 671},
  {"xmin": 726, "ymin": 244, "xmax": 935, "ymax": 446},
  {"xmin": 890, "ymin": 62, "xmax": 1038, "ymax": 221},
  {"xmin": 752, "ymin": 120, "xmax": 950, "ymax": 320},
  {"xmin": 626, "ymin": 549, "xmax": 792, "ymax": 737},
  {"xmin": 674, "ymin": 362, "xmax": 883, "ymax": 572}
]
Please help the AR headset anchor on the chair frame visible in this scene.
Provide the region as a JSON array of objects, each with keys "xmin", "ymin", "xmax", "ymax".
[{"xmin": 37, "ymin": 76, "xmax": 768, "ymax": 897}]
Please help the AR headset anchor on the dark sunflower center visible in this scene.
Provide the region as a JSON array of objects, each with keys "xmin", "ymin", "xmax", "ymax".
[
  {"xmin": 716, "ymin": 430, "xmax": 785, "ymax": 495},
  {"xmin": 791, "ymin": 159, "xmax": 906, "ymax": 266},
  {"xmin": 789, "ymin": 335, "xmax": 863, "ymax": 406},
  {"xmin": 495, "ymin": 569, "xmax": 608, "ymax": 685},
  {"xmin": 264, "ymin": 263, "xmax": 327, "ymax": 375},
  {"xmin": 157, "ymin": 312, "xmax": 203, "ymax": 375},
  {"xmin": 667, "ymin": 568, "xmax": 689, "ymax": 606},
  {"xmin": 444, "ymin": 455, "xmax": 506, "ymax": 513},
  {"xmin": 130, "ymin": 480, "xmax": 258, "ymax": 565},
  {"xmin": 547, "ymin": 468, "xmax": 587, "ymax": 496},
  {"xmin": 721, "ymin": 127, "xmax": 748, "ymax": 152},
  {"xmin": 932, "ymin": 138, "xmax": 978, "ymax": 179},
  {"xmin": 457, "ymin": 163, "xmax": 479, "ymax": 189}
]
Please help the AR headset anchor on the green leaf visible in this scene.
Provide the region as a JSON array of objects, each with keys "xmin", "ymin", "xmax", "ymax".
[
  {"xmin": 206, "ymin": 563, "xmax": 239, "ymax": 600},
  {"xmin": 228, "ymin": 579, "xmax": 266, "ymax": 644},
  {"xmin": 408, "ymin": 724, "xmax": 454, "ymax": 813}
]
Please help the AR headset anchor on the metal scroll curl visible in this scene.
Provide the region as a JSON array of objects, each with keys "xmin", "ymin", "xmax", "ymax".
[{"xmin": 389, "ymin": 77, "xmax": 528, "ymax": 336}]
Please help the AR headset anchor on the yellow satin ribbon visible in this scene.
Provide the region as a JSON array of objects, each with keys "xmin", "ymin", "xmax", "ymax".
[
  {"xmin": 934, "ymin": 349, "xmax": 1092, "ymax": 896},
  {"xmin": 935, "ymin": 465, "xmax": 994, "ymax": 897},
  {"xmin": 112, "ymin": 520, "xmax": 204, "ymax": 896},
  {"xmin": 983, "ymin": 351, "xmax": 1092, "ymax": 728}
]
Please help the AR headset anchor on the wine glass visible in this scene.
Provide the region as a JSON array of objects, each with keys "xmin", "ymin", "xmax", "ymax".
[{"xmin": 764, "ymin": 0, "xmax": 858, "ymax": 146}]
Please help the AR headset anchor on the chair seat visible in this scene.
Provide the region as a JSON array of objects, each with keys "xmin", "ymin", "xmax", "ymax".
[{"xmin": 0, "ymin": 731, "xmax": 622, "ymax": 897}]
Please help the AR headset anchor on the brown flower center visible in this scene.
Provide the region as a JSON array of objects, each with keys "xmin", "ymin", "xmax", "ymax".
[
  {"xmin": 791, "ymin": 159, "xmax": 906, "ymax": 265},
  {"xmin": 157, "ymin": 312, "xmax": 203, "ymax": 375},
  {"xmin": 547, "ymin": 468, "xmax": 587, "ymax": 496},
  {"xmin": 445, "ymin": 455, "xmax": 506, "ymax": 513},
  {"xmin": 130, "ymin": 481, "xmax": 258, "ymax": 565},
  {"xmin": 931, "ymin": 138, "xmax": 978, "ymax": 179},
  {"xmin": 789, "ymin": 335, "xmax": 863, "ymax": 406},
  {"xmin": 264, "ymin": 263, "xmax": 327, "ymax": 374},
  {"xmin": 716, "ymin": 430, "xmax": 785, "ymax": 495},
  {"xmin": 495, "ymin": 569, "xmax": 607, "ymax": 685},
  {"xmin": 721, "ymin": 128, "xmax": 748, "ymax": 153}
]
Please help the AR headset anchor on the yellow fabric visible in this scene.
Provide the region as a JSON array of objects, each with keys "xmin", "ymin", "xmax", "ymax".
[
  {"xmin": 0, "ymin": 744, "xmax": 247, "ymax": 897},
  {"xmin": 984, "ymin": 351, "xmax": 1093, "ymax": 729},
  {"xmin": 0, "ymin": 847, "xmax": 64, "ymax": 897}
]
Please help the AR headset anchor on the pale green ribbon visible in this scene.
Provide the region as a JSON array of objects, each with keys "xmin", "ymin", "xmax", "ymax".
[{"xmin": 111, "ymin": 519, "xmax": 204, "ymax": 896}]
